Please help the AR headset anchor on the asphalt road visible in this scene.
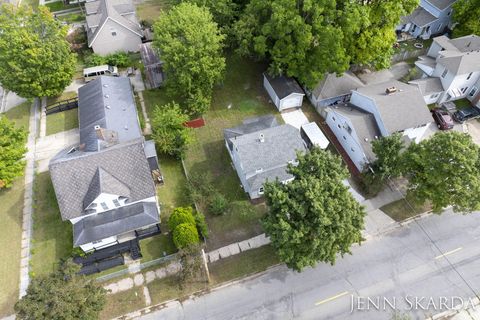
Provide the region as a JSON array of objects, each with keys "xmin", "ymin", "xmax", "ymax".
[{"xmin": 139, "ymin": 209, "xmax": 480, "ymax": 320}]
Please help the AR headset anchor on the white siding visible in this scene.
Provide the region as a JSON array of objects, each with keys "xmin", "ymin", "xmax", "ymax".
[
  {"xmin": 279, "ymin": 93, "xmax": 304, "ymax": 111},
  {"xmin": 350, "ymin": 91, "xmax": 389, "ymax": 136},
  {"xmin": 80, "ymin": 236, "xmax": 117, "ymax": 252},
  {"xmin": 91, "ymin": 19, "xmax": 142, "ymax": 56},
  {"xmin": 263, "ymin": 75, "xmax": 280, "ymax": 110},
  {"xmin": 325, "ymin": 109, "xmax": 369, "ymax": 171}
]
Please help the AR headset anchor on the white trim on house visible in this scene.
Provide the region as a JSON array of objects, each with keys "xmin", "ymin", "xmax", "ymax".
[{"xmin": 89, "ymin": 16, "xmax": 143, "ymax": 48}]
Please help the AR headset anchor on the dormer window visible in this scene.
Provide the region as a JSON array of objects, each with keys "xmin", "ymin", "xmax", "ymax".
[
  {"xmin": 441, "ymin": 68, "xmax": 448, "ymax": 78},
  {"xmin": 258, "ymin": 187, "xmax": 264, "ymax": 195},
  {"xmin": 100, "ymin": 202, "xmax": 108, "ymax": 210},
  {"xmin": 467, "ymin": 72, "xmax": 473, "ymax": 80},
  {"xmin": 113, "ymin": 199, "xmax": 121, "ymax": 207}
]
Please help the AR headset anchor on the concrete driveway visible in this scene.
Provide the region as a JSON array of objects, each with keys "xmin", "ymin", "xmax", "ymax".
[
  {"xmin": 281, "ymin": 109, "xmax": 309, "ymax": 129},
  {"xmin": 357, "ymin": 62, "xmax": 411, "ymax": 85},
  {"xmin": 467, "ymin": 120, "xmax": 480, "ymax": 146}
]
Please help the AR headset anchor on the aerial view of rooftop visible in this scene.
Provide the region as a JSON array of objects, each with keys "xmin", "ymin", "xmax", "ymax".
[{"xmin": 1, "ymin": 0, "xmax": 480, "ymax": 319}]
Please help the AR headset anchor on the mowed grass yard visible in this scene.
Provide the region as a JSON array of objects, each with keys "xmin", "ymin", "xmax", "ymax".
[
  {"xmin": 136, "ymin": 0, "xmax": 173, "ymax": 25},
  {"xmin": 0, "ymin": 102, "xmax": 31, "ymax": 317},
  {"xmin": 380, "ymin": 194, "xmax": 432, "ymax": 222},
  {"xmin": 143, "ymin": 55, "xmax": 277, "ymax": 250},
  {"xmin": 31, "ymin": 172, "xmax": 72, "ymax": 277},
  {"xmin": 46, "ymin": 91, "xmax": 79, "ymax": 136}
]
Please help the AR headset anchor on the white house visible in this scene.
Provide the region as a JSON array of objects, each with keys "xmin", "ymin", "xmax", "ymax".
[
  {"xmin": 85, "ymin": 0, "xmax": 143, "ymax": 55},
  {"xmin": 412, "ymin": 35, "xmax": 480, "ymax": 105},
  {"xmin": 263, "ymin": 73, "xmax": 305, "ymax": 111},
  {"xmin": 49, "ymin": 77, "xmax": 161, "ymax": 255},
  {"xmin": 325, "ymin": 80, "xmax": 433, "ymax": 171},
  {"xmin": 307, "ymin": 72, "xmax": 364, "ymax": 117},
  {"xmin": 224, "ymin": 115, "xmax": 307, "ymax": 200},
  {"xmin": 396, "ymin": 0, "xmax": 458, "ymax": 39}
]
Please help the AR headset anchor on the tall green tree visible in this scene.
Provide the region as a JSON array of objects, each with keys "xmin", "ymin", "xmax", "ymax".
[
  {"xmin": 233, "ymin": 0, "xmax": 418, "ymax": 87},
  {"xmin": 372, "ymin": 133, "xmax": 404, "ymax": 180},
  {"xmin": 151, "ymin": 102, "xmax": 193, "ymax": 157},
  {"xmin": 15, "ymin": 259, "xmax": 106, "ymax": 320},
  {"xmin": 452, "ymin": 0, "xmax": 480, "ymax": 37},
  {"xmin": 0, "ymin": 116, "xmax": 27, "ymax": 189},
  {"xmin": 0, "ymin": 5, "xmax": 76, "ymax": 98},
  {"xmin": 402, "ymin": 131, "xmax": 480, "ymax": 213},
  {"xmin": 153, "ymin": 3, "xmax": 226, "ymax": 115},
  {"xmin": 263, "ymin": 148, "xmax": 366, "ymax": 271}
]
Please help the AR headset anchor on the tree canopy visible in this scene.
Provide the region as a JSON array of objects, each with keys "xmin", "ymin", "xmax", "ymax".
[
  {"xmin": 151, "ymin": 102, "xmax": 193, "ymax": 157},
  {"xmin": 0, "ymin": 5, "xmax": 76, "ymax": 98},
  {"xmin": 15, "ymin": 259, "xmax": 106, "ymax": 320},
  {"xmin": 372, "ymin": 133, "xmax": 404, "ymax": 180},
  {"xmin": 402, "ymin": 131, "xmax": 480, "ymax": 213},
  {"xmin": 452, "ymin": 0, "xmax": 480, "ymax": 37},
  {"xmin": 0, "ymin": 116, "xmax": 27, "ymax": 189},
  {"xmin": 233, "ymin": 0, "xmax": 418, "ymax": 88},
  {"xmin": 263, "ymin": 147, "xmax": 366, "ymax": 271},
  {"xmin": 153, "ymin": 3, "xmax": 226, "ymax": 116}
]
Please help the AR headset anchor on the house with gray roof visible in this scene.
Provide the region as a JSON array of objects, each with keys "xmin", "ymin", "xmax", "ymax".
[
  {"xmin": 396, "ymin": 0, "xmax": 458, "ymax": 39},
  {"xmin": 263, "ymin": 73, "xmax": 305, "ymax": 111},
  {"xmin": 224, "ymin": 115, "xmax": 307, "ymax": 199},
  {"xmin": 49, "ymin": 76, "xmax": 160, "ymax": 253},
  {"xmin": 324, "ymin": 80, "xmax": 432, "ymax": 171},
  {"xmin": 413, "ymin": 35, "xmax": 480, "ymax": 106},
  {"xmin": 307, "ymin": 72, "xmax": 364, "ymax": 117},
  {"xmin": 85, "ymin": 0, "xmax": 143, "ymax": 55}
]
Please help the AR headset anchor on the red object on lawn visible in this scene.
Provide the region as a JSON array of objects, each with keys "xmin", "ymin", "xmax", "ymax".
[{"xmin": 184, "ymin": 118, "xmax": 205, "ymax": 128}]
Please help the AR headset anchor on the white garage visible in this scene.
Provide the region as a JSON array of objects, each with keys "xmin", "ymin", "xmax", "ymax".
[{"xmin": 263, "ymin": 73, "xmax": 305, "ymax": 111}]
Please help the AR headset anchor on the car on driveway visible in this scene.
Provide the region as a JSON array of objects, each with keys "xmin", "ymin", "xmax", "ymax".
[
  {"xmin": 453, "ymin": 107, "xmax": 480, "ymax": 123},
  {"xmin": 431, "ymin": 108, "xmax": 454, "ymax": 130}
]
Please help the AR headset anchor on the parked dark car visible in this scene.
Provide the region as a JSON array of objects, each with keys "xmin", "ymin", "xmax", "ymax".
[
  {"xmin": 431, "ymin": 108, "xmax": 454, "ymax": 130},
  {"xmin": 453, "ymin": 107, "xmax": 480, "ymax": 123}
]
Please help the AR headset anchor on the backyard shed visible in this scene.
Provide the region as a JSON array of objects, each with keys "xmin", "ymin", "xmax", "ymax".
[
  {"xmin": 140, "ymin": 42, "xmax": 164, "ymax": 89},
  {"xmin": 263, "ymin": 73, "xmax": 305, "ymax": 111},
  {"xmin": 300, "ymin": 122, "xmax": 329, "ymax": 149}
]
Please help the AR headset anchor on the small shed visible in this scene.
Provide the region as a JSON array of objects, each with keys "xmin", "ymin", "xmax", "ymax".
[
  {"xmin": 140, "ymin": 43, "xmax": 165, "ymax": 89},
  {"xmin": 300, "ymin": 122, "xmax": 329, "ymax": 149},
  {"xmin": 263, "ymin": 73, "xmax": 304, "ymax": 111}
]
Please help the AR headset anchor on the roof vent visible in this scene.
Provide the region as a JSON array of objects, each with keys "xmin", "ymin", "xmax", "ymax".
[
  {"xmin": 122, "ymin": 107, "xmax": 127, "ymax": 111},
  {"xmin": 104, "ymin": 94, "xmax": 109, "ymax": 98},
  {"xmin": 374, "ymin": 136, "xmax": 379, "ymax": 139},
  {"xmin": 103, "ymin": 84, "xmax": 108, "ymax": 88},
  {"xmin": 259, "ymin": 133, "xmax": 265, "ymax": 143},
  {"xmin": 385, "ymin": 87, "xmax": 397, "ymax": 95},
  {"xmin": 124, "ymin": 125, "xmax": 128, "ymax": 130},
  {"xmin": 105, "ymin": 105, "xmax": 111, "ymax": 109},
  {"xmin": 364, "ymin": 138, "xmax": 369, "ymax": 142},
  {"xmin": 94, "ymin": 125, "xmax": 101, "ymax": 130}
]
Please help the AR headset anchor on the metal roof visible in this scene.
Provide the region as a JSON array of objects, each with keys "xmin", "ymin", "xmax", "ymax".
[{"xmin": 301, "ymin": 122, "xmax": 329, "ymax": 149}]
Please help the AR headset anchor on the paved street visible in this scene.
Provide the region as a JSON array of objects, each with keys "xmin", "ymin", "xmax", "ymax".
[{"xmin": 139, "ymin": 210, "xmax": 480, "ymax": 320}]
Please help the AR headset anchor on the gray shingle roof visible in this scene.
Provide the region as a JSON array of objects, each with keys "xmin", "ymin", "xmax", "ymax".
[
  {"xmin": 426, "ymin": 0, "xmax": 457, "ymax": 10},
  {"xmin": 437, "ymin": 51, "xmax": 480, "ymax": 75},
  {"xmin": 224, "ymin": 115, "xmax": 278, "ymax": 145},
  {"xmin": 83, "ymin": 167, "xmax": 131, "ymax": 209},
  {"xmin": 85, "ymin": 0, "xmax": 142, "ymax": 46},
  {"xmin": 333, "ymin": 104, "xmax": 381, "ymax": 161},
  {"xmin": 49, "ymin": 139, "xmax": 156, "ymax": 220},
  {"xmin": 407, "ymin": 7, "xmax": 437, "ymax": 27},
  {"xmin": 228, "ymin": 123, "xmax": 307, "ymax": 183},
  {"xmin": 354, "ymin": 80, "xmax": 432, "ymax": 134},
  {"xmin": 434, "ymin": 35, "xmax": 480, "ymax": 53},
  {"xmin": 312, "ymin": 72, "xmax": 364, "ymax": 100},
  {"xmin": 78, "ymin": 76, "xmax": 142, "ymax": 152},
  {"xmin": 409, "ymin": 77, "xmax": 444, "ymax": 95},
  {"xmin": 73, "ymin": 201, "xmax": 159, "ymax": 246},
  {"xmin": 263, "ymin": 73, "xmax": 304, "ymax": 99}
]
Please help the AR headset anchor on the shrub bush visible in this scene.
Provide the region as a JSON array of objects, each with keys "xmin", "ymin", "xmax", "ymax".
[
  {"xmin": 168, "ymin": 206, "xmax": 196, "ymax": 231},
  {"xmin": 172, "ymin": 223, "xmax": 199, "ymax": 249},
  {"xmin": 84, "ymin": 53, "xmax": 106, "ymax": 67},
  {"xmin": 104, "ymin": 52, "xmax": 130, "ymax": 68},
  {"xmin": 192, "ymin": 210, "xmax": 208, "ymax": 239},
  {"xmin": 208, "ymin": 193, "xmax": 228, "ymax": 216}
]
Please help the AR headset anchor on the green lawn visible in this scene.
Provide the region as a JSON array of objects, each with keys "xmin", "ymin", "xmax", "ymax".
[
  {"xmin": 136, "ymin": 0, "xmax": 173, "ymax": 25},
  {"xmin": 209, "ymin": 245, "xmax": 280, "ymax": 284},
  {"xmin": 31, "ymin": 172, "xmax": 73, "ymax": 277},
  {"xmin": 57, "ymin": 12, "xmax": 85, "ymax": 24},
  {"xmin": 46, "ymin": 92, "xmax": 79, "ymax": 135},
  {"xmin": 454, "ymin": 98, "xmax": 472, "ymax": 110},
  {"xmin": 380, "ymin": 195, "xmax": 432, "ymax": 222},
  {"xmin": 43, "ymin": 1, "xmax": 80, "ymax": 12},
  {"xmin": 139, "ymin": 234, "xmax": 176, "ymax": 262},
  {"xmin": 147, "ymin": 275, "xmax": 206, "ymax": 306},
  {"xmin": 0, "ymin": 104, "xmax": 31, "ymax": 317},
  {"xmin": 99, "ymin": 286, "xmax": 146, "ymax": 320}
]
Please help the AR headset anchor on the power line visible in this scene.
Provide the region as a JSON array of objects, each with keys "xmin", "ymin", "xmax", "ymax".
[{"xmin": 386, "ymin": 177, "xmax": 479, "ymax": 300}]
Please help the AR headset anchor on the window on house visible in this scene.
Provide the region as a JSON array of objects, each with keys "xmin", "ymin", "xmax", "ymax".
[
  {"xmin": 111, "ymin": 31, "xmax": 117, "ymax": 36},
  {"xmin": 337, "ymin": 124, "xmax": 341, "ymax": 129},
  {"xmin": 470, "ymin": 87, "xmax": 478, "ymax": 97},
  {"xmin": 425, "ymin": 26, "xmax": 430, "ymax": 33},
  {"xmin": 441, "ymin": 68, "xmax": 448, "ymax": 78},
  {"xmin": 100, "ymin": 202, "xmax": 108, "ymax": 210},
  {"xmin": 461, "ymin": 87, "xmax": 468, "ymax": 94},
  {"xmin": 332, "ymin": 117, "xmax": 336, "ymax": 122},
  {"xmin": 113, "ymin": 199, "xmax": 121, "ymax": 207},
  {"xmin": 258, "ymin": 187, "xmax": 264, "ymax": 195},
  {"xmin": 351, "ymin": 148, "xmax": 355, "ymax": 152},
  {"xmin": 467, "ymin": 72, "xmax": 473, "ymax": 80},
  {"xmin": 437, "ymin": 24, "xmax": 443, "ymax": 31},
  {"xmin": 343, "ymin": 136, "xmax": 346, "ymax": 140},
  {"xmin": 256, "ymin": 168, "xmax": 263, "ymax": 173},
  {"xmin": 447, "ymin": 10, "xmax": 452, "ymax": 16}
]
